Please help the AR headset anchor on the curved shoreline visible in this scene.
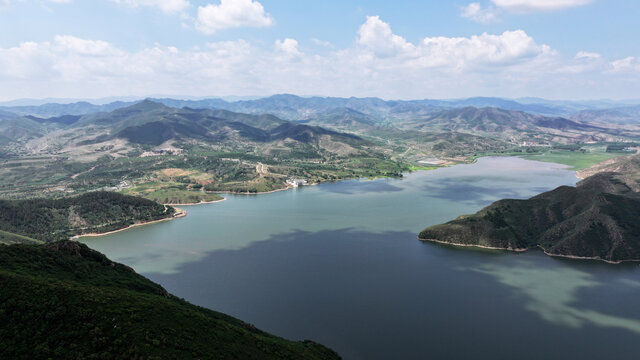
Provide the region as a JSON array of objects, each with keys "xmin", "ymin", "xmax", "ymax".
[
  {"xmin": 165, "ymin": 197, "xmax": 226, "ymax": 206},
  {"xmin": 72, "ymin": 208, "xmax": 187, "ymax": 239},
  {"xmin": 419, "ymin": 237, "xmax": 640, "ymax": 264},
  {"xmin": 537, "ymin": 245, "xmax": 640, "ymax": 264},
  {"xmin": 418, "ymin": 237, "xmax": 528, "ymax": 252}
]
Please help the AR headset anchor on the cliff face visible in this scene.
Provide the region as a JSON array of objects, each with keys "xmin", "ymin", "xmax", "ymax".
[{"xmin": 419, "ymin": 155, "xmax": 640, "ymax": 263}]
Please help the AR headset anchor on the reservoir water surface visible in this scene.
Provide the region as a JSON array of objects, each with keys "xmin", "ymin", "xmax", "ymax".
[{"xmin": 82, "ymin": 157, "xmax": 640, "ymax": 359}]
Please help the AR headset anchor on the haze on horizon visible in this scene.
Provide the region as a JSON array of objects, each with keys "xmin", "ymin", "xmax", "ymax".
[{"xmin": 0, "ymin": 0, "xmax": 638, "ymax": 101}]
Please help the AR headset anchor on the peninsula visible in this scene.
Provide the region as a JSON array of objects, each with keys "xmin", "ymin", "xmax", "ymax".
[{"xmin": 419, "ymin": 154, "xmax": 640, "ymax": 263}]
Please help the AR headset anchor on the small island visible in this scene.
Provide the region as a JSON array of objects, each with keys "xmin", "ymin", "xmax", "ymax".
[{"xmin": 419, "ymin": 154, "xmax": 640, "ymax": 263}]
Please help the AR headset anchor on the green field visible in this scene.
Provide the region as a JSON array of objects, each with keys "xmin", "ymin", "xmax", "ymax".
[
  {"xmin": 122, "ymin": 184, "xmax": 224, "ymax": 204},
  {"xmin": 519, "ymin": 149, "xmax": 631, "ymax": 170},
  {"xmin": 0, "ymin": 230, "xmax": 42, "ymax": 245}
]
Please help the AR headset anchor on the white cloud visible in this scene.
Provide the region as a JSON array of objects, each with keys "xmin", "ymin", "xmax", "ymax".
[
  {"xmin": 357, "ymin": 16, "xmax": 552, "ymax": 70},
  {"xmin": 357, "ymin": 16, "xmax": 415, "ymax": 58},
  {"xmin": 415, "ymin": 30, "xmax": 553, "ymax": 70},
  {"xmin": 312, "ymin": 38, "xmax": 333, "ymax": 48},
  {"xmin": 53, "ymin": 35, "xmax": 122, "ymax": 56},
  {"xmin": 460, "ymin": 3, "xmax": 499, "ymax": 23},
  {"xmin": 46, "ymin": 0, "xmax": 73, "ymax": 3},
  {"xmin": 275, "ymin": 38, "xmax": 302, "ymax": 58},
  {"xmin": 575, "ymin": 51, "xmax": 601, "ymax": 60},
  {"xmin": 109, "ymin": 0, "xmax": 190, "ymax": 14},
  {"xmin": 196, "ymin": 0, "xmax": 273, "ymax": 35},
  {"xmin": 1, "ymin": 16, "xmax": 638, "ymax": 101},
  {"xmin": 609, "ymin": 57, "xmax": 640, "ymax": 73},
  {"xmin": 491, "ymin": 0, "xmax": 594, "ymax": 13}
]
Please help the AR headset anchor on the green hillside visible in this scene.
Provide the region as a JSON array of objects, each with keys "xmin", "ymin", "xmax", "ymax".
[
  {"xmin": 419, "ymin": 155, "xmax": 640, "ymax": 263},
  {"xmin": 0, "ymin": 241, "xmax": 340, "ymax": 359},
  {"xmin": 3, "ymin": 99, "xmax": 640, "ymax": 200},
  {"xmin": 0, "ymin": 191, "xmax": 174, "ymax": 242}
]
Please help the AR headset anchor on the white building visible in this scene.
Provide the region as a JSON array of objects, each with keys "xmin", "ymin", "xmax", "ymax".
[{"xmin": 286, "ymin": 179, "xmax": 308, "ymax": 187}]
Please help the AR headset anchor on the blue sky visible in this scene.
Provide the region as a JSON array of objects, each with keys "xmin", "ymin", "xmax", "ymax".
[{"xmin": 0, "ymin": 0, "xmax": 639, "ymax": 101}]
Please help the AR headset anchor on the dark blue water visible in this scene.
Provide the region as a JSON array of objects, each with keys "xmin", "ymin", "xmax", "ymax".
[{"xmin": 83, "ymin": 157, "xmax": 640, "ymax": 359}]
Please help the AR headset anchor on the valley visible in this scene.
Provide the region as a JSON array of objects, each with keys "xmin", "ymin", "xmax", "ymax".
[{"xmin": 1, "ymin": 95, "xmax": 639, "ymax": 203}]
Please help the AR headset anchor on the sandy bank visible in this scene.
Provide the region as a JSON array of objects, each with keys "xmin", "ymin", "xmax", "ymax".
[
  {"xmin": 72, "ymin": 208, "xmax": 187, "ymax": 239},
  {"xmin": 165, "ymin": 197, "xmax": 226, "ymax": 206}
]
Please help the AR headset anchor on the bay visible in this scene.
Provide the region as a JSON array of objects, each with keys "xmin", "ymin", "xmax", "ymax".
[{"xmin": 82, "ymin": 157, "xmax": 640, "ymax": 359}]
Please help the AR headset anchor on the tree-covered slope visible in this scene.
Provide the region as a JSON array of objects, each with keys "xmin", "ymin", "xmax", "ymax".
[
  {"xmin": 74, "ymin": 100, "xmax": 369, "ymax": 147},
  {"xmin": 419, "ymin": 159, "xmax": 640, "ymax": 263},
  {"xmin": 0, "ymin": 191, "xmax": 174, "ymax": 243},
  {"xmin": 0, "ymin": 241, "xmax": 340, "ymax": 359}
]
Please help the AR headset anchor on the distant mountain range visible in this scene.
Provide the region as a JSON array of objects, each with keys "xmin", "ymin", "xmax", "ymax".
[
  {"xmin": 3, "ymin": 98, "xmax": 639, "ymax": 167},
  {"xmin": 2, "ymin": 96, "xmax": 639, "ymax": 199},
  {"xmin": 401, "ymin": 106, "xmax": 605, "ymax": 138},
  {"xmin": 2, "ymin": 94, "xmax": 640, "ymax": 123}
]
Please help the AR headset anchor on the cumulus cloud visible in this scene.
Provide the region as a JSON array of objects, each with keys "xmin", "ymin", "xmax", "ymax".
[
  {"xmin": 575, "ymin": 51, "xmax": 601, "ymax": 60},
  {"xmin": 108, "ymin": 0, "xmax": 190, "ymax": 14},
  {"xmin": 416, "ymin": 30, "xmax": 553, "ymax": 70},
  {"xmin": 460, "ymin": 3, "xmax": 499, "ymax": 23},
  {"xmin": 491, "ymin": 0, "xmax": 594, "ymax": 13},
  {"xmin": 1, "ymin": 16, "xmax": 638, "ymax": 100},
  {"xmin": 53, "ymin": 35, "xmax": 122, "ymax": 57},
  {"xmin": 609, "ymin": 57, "xmax": 640, "ymax": 73},
  {"xmin": 196, "ymin": 0, "xmax": 273, "ymax": 34},
  {"xmin": 357, "ymin": 16, "xmax": 552, "ymax": 71},
  {"xmin": 275, "ymin": 38, "xmax": 302, "ymax": 58},
  {"xmin": 357, "ymin": 16, "xmax": 415, "ymax": 57}
]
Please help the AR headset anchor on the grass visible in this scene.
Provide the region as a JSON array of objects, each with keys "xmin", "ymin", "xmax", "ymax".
[
  {"xmin": 0, "ymin": 230, "xmax": 42, "ymax": 245},
  {"xmin": 408, "ymin": 165, "xmax": 439, "ymax": 171},
  {"xmin": 519, "ymin": 150, "xmax": 631, "ymax": 170},
  {"xmin": 123, "ymin": 183, "xmax": 223, "ymax": 204}
]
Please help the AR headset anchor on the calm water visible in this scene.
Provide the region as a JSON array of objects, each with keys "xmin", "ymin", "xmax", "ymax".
[{"xmin": 82, "ymin": 157, "xmax": 640, "ymax": 359}]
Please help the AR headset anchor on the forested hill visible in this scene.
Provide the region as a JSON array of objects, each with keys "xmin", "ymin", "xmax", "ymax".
[
  {"xmin": 0, "ymin": 191, "xmax": 174, "ymax": 243},
  {"xmin": 0, "ymin": 241, "xmax": 341, "ymax": 359},
  {"xmin": 418, "ymin": 155, "xmax": 640, "ymax": 263}
]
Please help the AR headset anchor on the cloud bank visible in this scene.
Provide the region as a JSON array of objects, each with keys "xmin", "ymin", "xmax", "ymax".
[{"xmin": 0, "ymin": 16, "xmax": 636, "ymax": 100}]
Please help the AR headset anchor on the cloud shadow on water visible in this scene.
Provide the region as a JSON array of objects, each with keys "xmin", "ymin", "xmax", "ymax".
[
  {"xmin": 145, "ymin": 228, "xmax": 640, "ymax": 359},
  {"xmin": 421, "ymin": 177, "xmax": 524, "ymax": 206},
  {"xmin": 318, "ymin": 180, "xmax": 404, "ymax": 194}
]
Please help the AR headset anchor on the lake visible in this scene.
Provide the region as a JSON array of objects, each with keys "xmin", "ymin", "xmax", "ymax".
[{"xmin": 82, "ymin": 157, "xmax": 640, "ymax": 359}]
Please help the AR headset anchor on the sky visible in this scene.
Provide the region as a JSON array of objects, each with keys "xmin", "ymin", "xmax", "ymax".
[{"xmin": 0, "ymin": 0, "xmax": 639, "ymax": 101}]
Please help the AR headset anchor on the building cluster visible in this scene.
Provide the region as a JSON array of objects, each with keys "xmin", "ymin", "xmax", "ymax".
[
  {"xmin": 140, "ymin": 148, "xmax": 183, "ymax": 157},
  {"xmin": 286, "ymin": 179, "xmax": 308, "ymax": 187}
]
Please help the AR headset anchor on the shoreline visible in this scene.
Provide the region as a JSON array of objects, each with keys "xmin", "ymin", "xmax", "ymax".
[
  {"xmin": 537, "ymin": 245, "xmax": 640, "ymax": 264},
  {"xmin": 210, "ymin": 186, "xmax": 293, "ymax": 195},
  {"xmin": 72, "ymin": 208, "xmax": 187, "ymax": 239},
  {"xmin": 165, "ymin": 197, "xmax": 226, "ymax": 206},
  {"xmin": 419, "ymin": 237, "xmax": 640, "ymax": 264},
  {"xmin": 418, "ymin": 237, "xmax": 528, "ymax": 252}
]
